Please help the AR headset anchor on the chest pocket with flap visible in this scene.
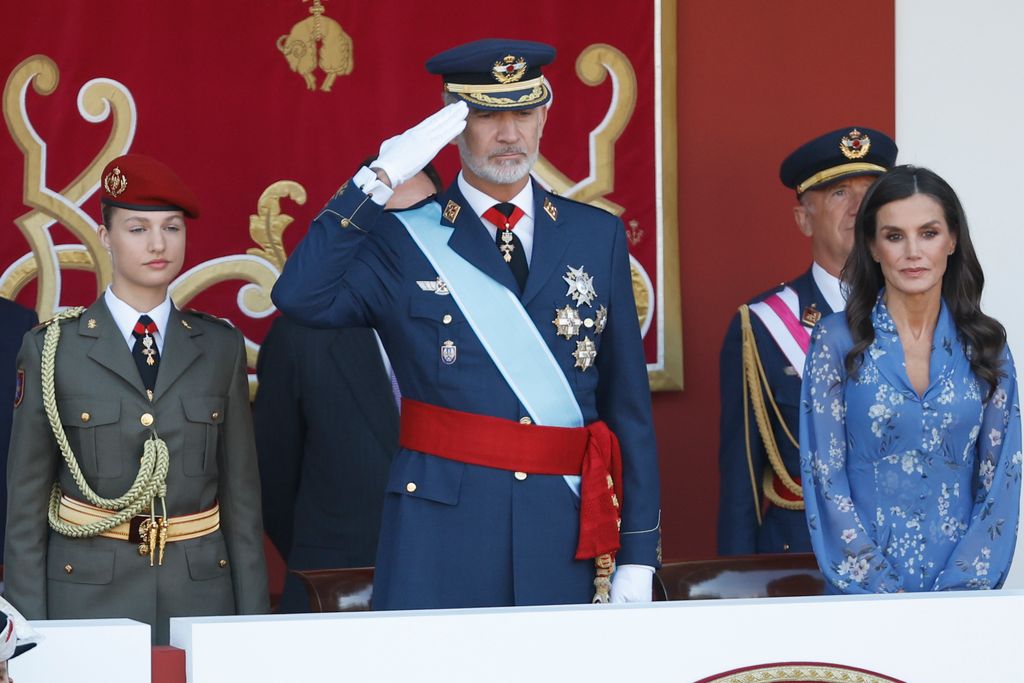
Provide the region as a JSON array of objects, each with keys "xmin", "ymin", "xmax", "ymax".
[
  {"xmin": 58, "ymin": 398, "xmax": 122, "ymax": 479},
  {"xmin": 182, "ymin": 396, "xmax": 225, "ymax": 477}
]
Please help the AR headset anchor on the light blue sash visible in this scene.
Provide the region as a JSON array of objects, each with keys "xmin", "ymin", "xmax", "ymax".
[{"xmin": 395, "ymin": 203, "xmax": 583, "ymax": 492}]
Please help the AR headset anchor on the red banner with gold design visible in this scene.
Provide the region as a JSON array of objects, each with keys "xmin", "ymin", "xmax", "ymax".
[{"xmin": 1, "ymin": 0, "xmax": 679, "ymax": 390}]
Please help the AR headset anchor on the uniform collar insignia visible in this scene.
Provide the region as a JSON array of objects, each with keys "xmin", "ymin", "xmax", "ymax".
[
  {"xmin": 543, "ymin": 197, "xmax": 557, "ymax": 221},
  {"xmin": 443, "ymin": 199, "xmax": 461, "ymax": 223},
  {"xmin": 801, "ymin": 304, "xmax": 822, "ymax": 328}
]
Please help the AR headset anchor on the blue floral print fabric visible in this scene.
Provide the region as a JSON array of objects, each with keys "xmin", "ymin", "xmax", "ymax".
[{"xmin": 800, "ymin": 293, "xmax": 1021, "ymax": 593}]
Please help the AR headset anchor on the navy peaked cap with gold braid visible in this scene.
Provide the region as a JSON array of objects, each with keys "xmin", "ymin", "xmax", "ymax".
[
  {"xmin": 426, "ymin": 38, "xmax": 555, "ymax": 111},
  {"xmin": 779, "ymin": 126, "xmax": 898, "ymax": 195}
]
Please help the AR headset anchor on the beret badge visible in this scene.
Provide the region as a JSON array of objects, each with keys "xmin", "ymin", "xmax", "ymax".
[
  {"xmin": 103, "ymin": 166, "xmax": 128, "ymax": 198},
  {"xmin": 839, "ymin": 129, "xmax": 871, "ymax": 160},
  {"xmin": 492, "ymin": 55, "xmax": 528, "ymax": 84}
]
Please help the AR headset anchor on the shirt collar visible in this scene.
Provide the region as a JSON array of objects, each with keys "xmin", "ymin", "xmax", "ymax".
[
  {"xmin": 103, "ymin": 287, "xmax": 172, "ymax": 349},
  {"xmin": 812, "ymin": 261, "xmax": 847, "ymax": 312},
  {"xmin": 457, "ymin": 172, "xmax": 534, "ymax": 223}
]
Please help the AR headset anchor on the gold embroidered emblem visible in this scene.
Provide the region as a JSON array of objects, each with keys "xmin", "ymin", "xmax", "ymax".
[
  {"xmin": 802, "ymin": 304, "xmax": 822, "ymax": 328},
  {"xmin": 87, "ymin": 318, "xmax": 97, "ymax": 329},
  {"xmin": 442, "ymin": 200, "xmax": 461, "ymax": 223},
  {"xmin": 277, "ymin": 0, "xmax": 353, "ymax": 93},
  {"xmin": 543, "ymin": 197, "xmax": 558, "ymax": 221},
  {"xmin": 492, "ymin": 55, "xmax": 528, "ymax": 84},
  {"xmin": 181, "ymin": 319, "xmax": 192, "ymax": 330},
  {"xmin": 103, "ymin": 166, "xmax": 127, "ymax": 197},
  {"xmin": 839, "ymin": 128, "xmax": 871, "ymax": 160}
]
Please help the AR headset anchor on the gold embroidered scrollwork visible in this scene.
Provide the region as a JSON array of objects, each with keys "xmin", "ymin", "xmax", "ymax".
[
  {"xmin": 533, "ymin": 43, "xmax": 636, "ymax": 215},
  {"xmin": 170, "ymin": 181, "xmax": 306, "ymax": 374},
  {"xmin": 2, "ymin": 55, "xmax": 135, "ymax": 314}
]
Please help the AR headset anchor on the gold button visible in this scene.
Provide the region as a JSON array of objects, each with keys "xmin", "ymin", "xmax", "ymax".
[
  {"xmin": 64, "ymin": 564, "xmax": 73, "ymax": 574},
  {"xmin": 442, "ymin": 314, "xmax": 453, "ymax": 325},
  {"xmin": 406, "ymin": 482, "xmax": 417, "ymax": 493},
  {"xmin": 584, "ymin": 318, "xmax": 595, "ymax": 328},
  {"xmin": 340, "ymin": 218, "xmax": 350, "ymax": 228},
  {"xmin": 211, "ymin": 411, "xmax": 220, "ymax": 420},
  {"xmin": 218, "ymin": 559, "xmax": 228, "ymax": 568},
  {"xmin": 519, "ymin": 416, "xmax": 532, "ymax": 425},
  {"xmin": 514, "ymin": 471, "xmax": 528, "ymax": 481},
  {"xmin": 81, "ymin": 412, "xmax": 91, "ymax": 423},
  {"xmin": 140, "ymin": 413, "xmax": 154, "ymax": 427}
]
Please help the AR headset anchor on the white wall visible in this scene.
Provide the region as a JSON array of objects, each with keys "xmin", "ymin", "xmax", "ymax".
[{"xmin": 897, "ymin": 0, "xmax": 1024, "ymax": 587}]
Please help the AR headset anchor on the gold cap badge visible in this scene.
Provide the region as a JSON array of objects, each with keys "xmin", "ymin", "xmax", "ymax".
[
  {"xmin": 492, "ymin": 55, "xmax": 528, "ymax": 84},
  {"xmin": 103, "ymin": 166, "xmax": 128, "ymax": 197},
  {"xmin": 839, "ymin": 129, "xmax": 871, "ymax": 160}
]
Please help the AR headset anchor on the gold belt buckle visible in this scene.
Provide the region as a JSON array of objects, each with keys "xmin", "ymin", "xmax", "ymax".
[{"xmin": 134, "ymin": 517, "xmax": 167, "ymax": 566}]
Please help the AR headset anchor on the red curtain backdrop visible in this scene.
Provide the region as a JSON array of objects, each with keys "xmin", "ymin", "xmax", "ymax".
[{"xmin": 0, "ymin": 1, "xmax": 894, "ymax": 562}]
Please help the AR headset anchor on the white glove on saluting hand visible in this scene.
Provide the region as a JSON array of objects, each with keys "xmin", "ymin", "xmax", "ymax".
[
  {"xmin": 610, "ymin": 564, "xmax": 655, "ymax": 603},
  {"xmin": 371, "ymin": 101, "xmax": 469, "ymax": 188}
]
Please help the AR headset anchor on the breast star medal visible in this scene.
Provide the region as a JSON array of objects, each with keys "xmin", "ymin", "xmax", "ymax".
[
  {"xmin": 553, "ymin": 305, "xmax": 583, "ymax": 339},
  {"xmin": 563, "ymin": 265, "xmax": 596, "ymax": 308},
  {"xmin": 594, "ymin": 305, "xmax": 608, "ymax": 334},
  {"xmin": 573, "ymin": 337, "xmax": 598, "ymax": 371}
]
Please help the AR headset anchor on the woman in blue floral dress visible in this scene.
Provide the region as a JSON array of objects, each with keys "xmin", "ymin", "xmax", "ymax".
[{"xmin": 800, "ymin": 165, "xmax": 1021, "ymax": 593}]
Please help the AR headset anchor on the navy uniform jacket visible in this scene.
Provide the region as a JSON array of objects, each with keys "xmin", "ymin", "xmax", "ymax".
[
  {"xmin": 272, "ymin": 179, "xmax": 660, "ymax": 610},
  {"xmin": 254, "ymin": 316, "xmax": 398, "ymax": 613},
  {"xmin": 0, "ymin": 298, "xmax": 37, "ymax": 562},
  {"xmin": 717, "ymin": 269, "xmax": 833, "ymax": 555}
]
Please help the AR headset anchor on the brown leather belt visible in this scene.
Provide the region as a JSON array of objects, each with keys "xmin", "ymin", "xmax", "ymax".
[{"xmin": 57, "ymin": 495, "xmax": 220, "ymax": 543}]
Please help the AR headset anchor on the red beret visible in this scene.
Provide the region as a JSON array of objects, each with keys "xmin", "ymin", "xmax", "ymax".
[{"xmin": 100, "ymin": 154, "xmax": 200, "ymax": 219}]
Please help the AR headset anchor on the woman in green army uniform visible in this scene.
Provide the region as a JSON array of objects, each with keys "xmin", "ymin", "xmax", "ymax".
[{"xmin": 4, "ymin": 154, "xmax": 268, "ymax": 644}]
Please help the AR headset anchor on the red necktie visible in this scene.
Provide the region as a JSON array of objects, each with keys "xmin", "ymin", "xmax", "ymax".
[{"xmin": 483, "ymin": 202, "xmax": 528, "ymax": 292}]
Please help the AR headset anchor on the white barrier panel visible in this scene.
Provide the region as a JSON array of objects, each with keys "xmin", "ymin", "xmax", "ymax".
[
  {"xmin": 172, "ymin": 591, "xmax": 1024, "ymax": 682},
  {"xmin": 10, "ymin": 618, "xmax": 150, "ymax": 682}
]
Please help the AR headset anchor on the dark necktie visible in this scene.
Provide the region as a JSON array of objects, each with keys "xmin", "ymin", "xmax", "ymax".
[
  {"xmin": 483, "ymin": 202, "xmax": 529, "ymax": 292},
  {"xmin": 131, "ymin": 315, "xmax": 160, "ymax": 395}
]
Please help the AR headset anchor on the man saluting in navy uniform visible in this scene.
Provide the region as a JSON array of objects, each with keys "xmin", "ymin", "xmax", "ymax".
[
  {"xmin": 273, "ymin": 39, "xmax": 661, "ymax": 608},
  {"xmin": 717, "ymin": 127, "xmax": 897, "ymax": 555}
]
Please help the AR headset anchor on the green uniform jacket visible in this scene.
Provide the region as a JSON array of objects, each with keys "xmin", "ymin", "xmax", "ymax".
[{"xmin": 4, "ymin": 298, "xmax": 269, "ymax": 644}]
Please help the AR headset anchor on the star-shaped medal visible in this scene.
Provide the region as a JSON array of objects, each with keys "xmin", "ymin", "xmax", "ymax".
[
  {"xmin": 563, "ymin": 265, "xmax": 597, "ymax": 308},
  {"xmin": 552, "ymin": 305, "xmax": 583, "ymax": 340},
  {"xmin": 595, "ymin": 305, "xmax": 608, "ymax": 334},
  {"xmin": 573, "ymin": 336, "xmax": 598, "ymax": 371}
]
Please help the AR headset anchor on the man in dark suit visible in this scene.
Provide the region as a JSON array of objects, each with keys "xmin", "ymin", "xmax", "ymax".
[
  {"xmin": 717, "ymin": 128, "xmax": 897, "ymax": 555},
  {"xmin": 0, "ymin": 298, "xmax": 37, "ymax": 564},
  {"xmin": 255, "ymin": 164, "xmax": 443, "ymax": 613}
]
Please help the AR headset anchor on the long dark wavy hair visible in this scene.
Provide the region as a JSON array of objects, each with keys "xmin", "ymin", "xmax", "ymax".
[{"xmin": 842, "ymin": 165, "xmax": 1006, "ymax": 398}]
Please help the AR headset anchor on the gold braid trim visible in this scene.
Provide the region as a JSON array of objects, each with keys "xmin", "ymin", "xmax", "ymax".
[
  {"xmin": 738, "ymin": 305, "xmax": 805, "ymax": 510},
  {"xmin": 40, "ymin": 307, "xmax": 171, "ymax": 539},
  {"xmin": 738, "ymin": 306, "xmax": 763, "ymax": 526}
]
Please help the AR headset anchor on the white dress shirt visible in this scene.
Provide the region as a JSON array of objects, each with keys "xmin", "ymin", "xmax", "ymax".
[
  {"xmin": 812, "ymin": 262, "xmax": 846, "ymax": 313},
  {"xmin": 103, "ymin": 287, "xmax": 172, "ymax": 354},
  {"xmin": 457, "ymin": 172, "xmax": 536, "ymax": 265}
]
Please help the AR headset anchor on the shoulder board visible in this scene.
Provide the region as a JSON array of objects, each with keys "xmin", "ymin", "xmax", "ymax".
[
  {"xmin": 543, "ymin": 192, "xmax": 614, "ymax": 217},
  {"xmin": 32, "ymin": 306, "xmax": 85, "ymax": 330},
  {"xmin": 184, "ymin": 309, "xmax": 234, "ymax": 328}
]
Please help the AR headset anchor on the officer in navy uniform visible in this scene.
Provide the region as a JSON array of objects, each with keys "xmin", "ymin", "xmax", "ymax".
[
  {"xmin": 255, "ymin": 163, "xmax": 442, "ymax": 613},
  {"xmin": 272, "ymin": 39, "xmax": 661, "ymax": 608},
  {"xmin": 5, "ymin": 154, "xmax": 269, "ymax": 643},
  {"xmin": 0, "ymin": 298, "xmax": 37, "ymax": 564},
  {"xmin": 717, "ymin": 127, "xmax": 898, "ymax": 555}
]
